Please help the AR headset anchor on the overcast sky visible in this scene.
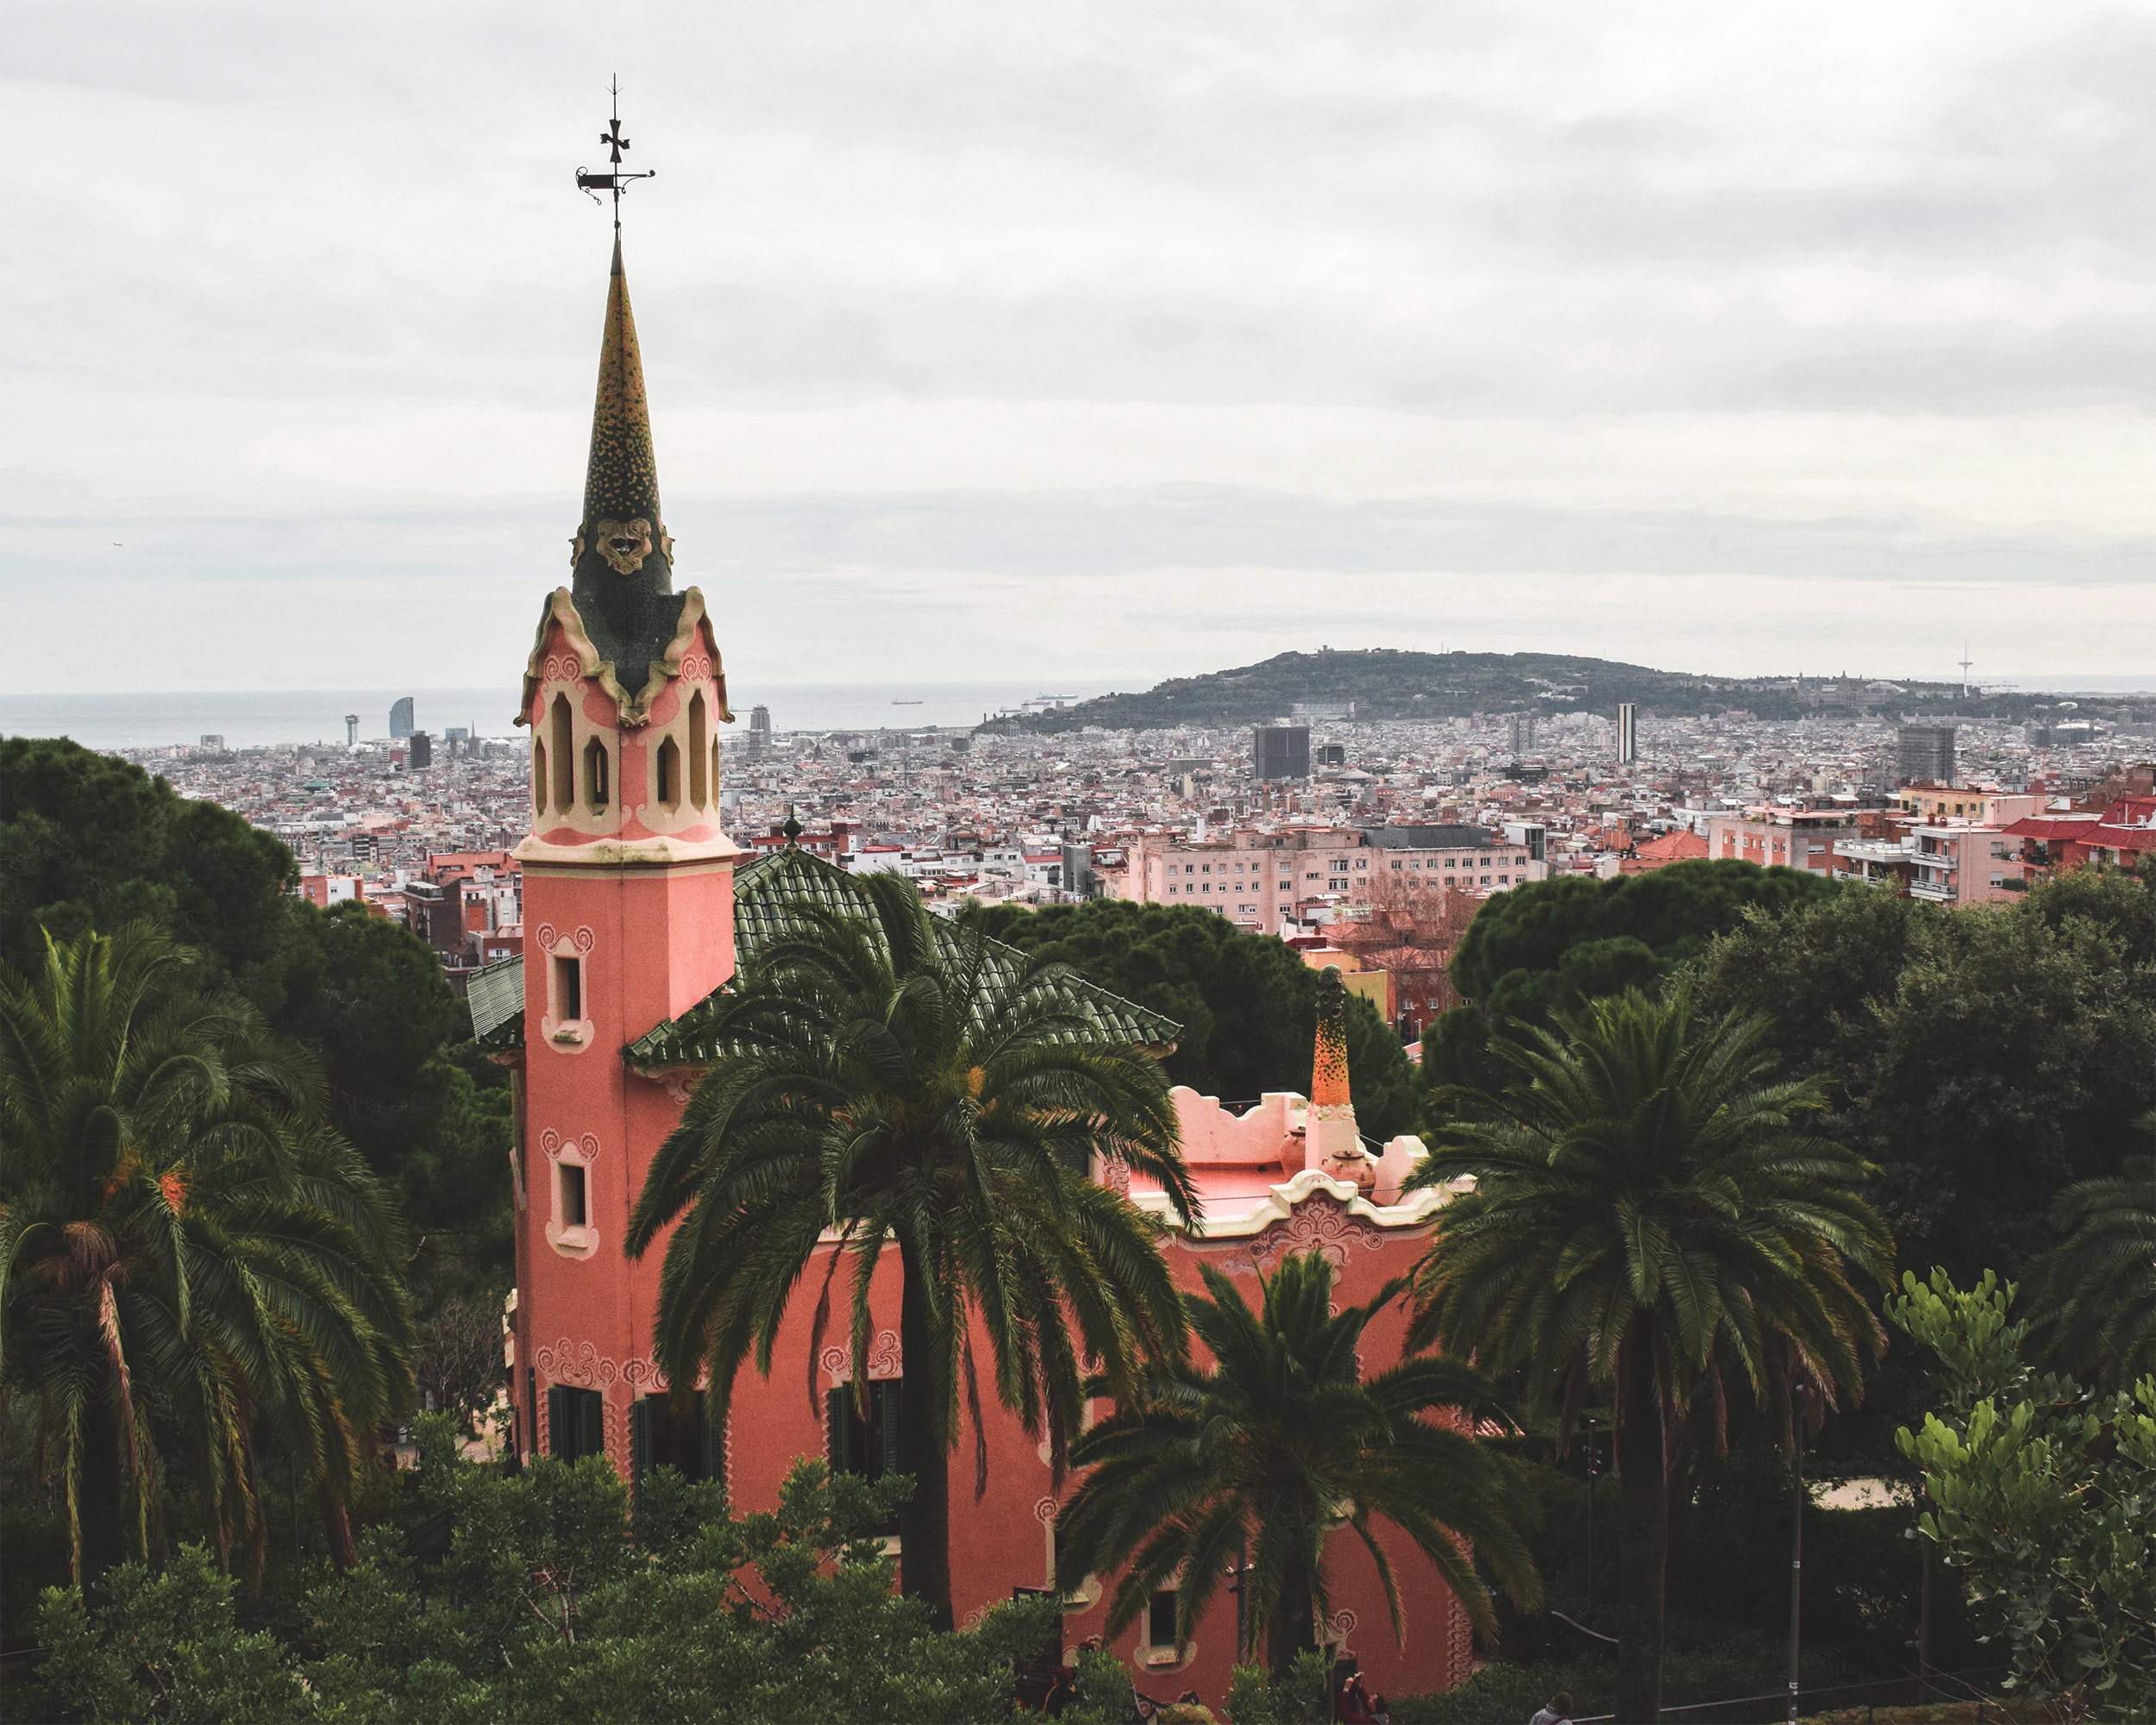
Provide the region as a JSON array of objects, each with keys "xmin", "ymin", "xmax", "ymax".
[{"xmin": 4, "ymin": 0, "xmax": 2153, "ymax": 696}]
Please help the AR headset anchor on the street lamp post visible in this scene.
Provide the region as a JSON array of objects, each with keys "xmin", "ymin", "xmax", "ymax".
[
  {"xmin": 1787, "ymin": 1383, "xmax": 1806, "ymax": 1725},
  {"xmin": 1585, "ymin": 1414, "xmax": 1601, "ymax": 1628},
  {"xmin": 1915, "ymin": 1491, "xmax": 1934, "ymax": 1704}
]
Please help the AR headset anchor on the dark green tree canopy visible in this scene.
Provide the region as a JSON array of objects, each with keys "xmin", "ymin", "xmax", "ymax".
[
  {"xmin": 1690, "ymin": 871, "xmax": 2156, "ymax": 1285},
  {"xmin": 968, "ymin": 899, "xmax": 1421, "ymax": 1138},
  {"xmin": 0, "ymin": 736, "xmax": 294, "ymax": 979},
  {"xmin": 1450, "ymin": 859, "xmax": 1840, "ymax": 1015},
  {"xmin": 1, "ymin": 737, "xmax": 507, "ymax": 1308},
  {"xmin": 1428, "ymin": 860, "xmax": 1839, "ymax": 1095}
]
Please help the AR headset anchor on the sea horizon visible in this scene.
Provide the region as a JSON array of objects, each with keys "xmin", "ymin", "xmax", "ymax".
[
  {"xmin": 0, "ymin": 672, "xmax": 2147, "ymax": 753},
  {"xmin": 0, "ymin": 682, "xmax": 1119, "ymax": 752}
]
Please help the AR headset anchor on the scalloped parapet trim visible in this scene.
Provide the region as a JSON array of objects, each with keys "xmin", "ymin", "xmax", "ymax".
[
  {"xmin": 1131, "ymin": 1164, "xmax": 1473, "ymax": 1238},
  {"xmin": 513, "ymin": 586, "xmax": 737, "ymax": 730}
]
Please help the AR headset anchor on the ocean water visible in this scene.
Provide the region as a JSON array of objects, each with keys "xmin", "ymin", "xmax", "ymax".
[{"xmin": 0, "ymin": 682, "xmax": 1110, "ymax": 751}]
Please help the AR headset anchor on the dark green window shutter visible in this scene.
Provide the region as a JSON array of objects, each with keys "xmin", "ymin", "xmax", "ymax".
[
  {"xmin": 548, "ymin": 1384, "xmax": 570, "ymax": 1458},
  {"xmin": 693, "ymin": 1392, "xmax": 717, "ymax": 1486},
  {"xmin": 827, "ymin": 1387, "xmax": 854, "ymax": 1476},
  {"xmin": 875, "ymin": 1382, "xmax": 903, "ymax": 1482},
  {"xmin": 578, "ymin": 1389, "xmax": 604, "ymax": 1459},
  {"xmin": 630, "ymin": 1396, "xmax": 653, "ymax": 1495}
]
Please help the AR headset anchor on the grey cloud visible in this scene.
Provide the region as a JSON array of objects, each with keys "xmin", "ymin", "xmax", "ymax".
[{"xmin": 4, "ymin": 0, "xmax": 2153, "ymax": 688}]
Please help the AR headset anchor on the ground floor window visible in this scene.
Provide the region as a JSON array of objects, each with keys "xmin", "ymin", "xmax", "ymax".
[
  {"xmin": 828, "ymin": 1380, "xmax": 902, "ymax": 1483},
  {"xmin": 829, "ymin": 1380, "xmax": 903, "ymax": 1534},
  {"xmin": 631, "ymin": 1391, "xmax": 717, "ymax": 1492},
  {"xmin": 548, "ymin": 1383, "xmax": 604, "ymax": 1461}
]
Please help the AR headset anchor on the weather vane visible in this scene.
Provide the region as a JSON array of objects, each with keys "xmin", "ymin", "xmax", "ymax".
[{"xmin": 575, "ymin": 77, "xmax": 655, "ymax": 232}]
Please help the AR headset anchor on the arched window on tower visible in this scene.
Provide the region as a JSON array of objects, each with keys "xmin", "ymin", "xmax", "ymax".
[
  {"xmin": 655, "ymin": 734, "xmax": 680, "ymax": 809},
  {"xmin": 550, "ymin": 693, "xmax": 574, "ymax": 811},
  {"xmin": 687, "ymin": 690, "xmax": 708, "ymax": 808},
  {"xmin": 533, "ymin": 739, "xmax": 548, "ymax": 814},
  {"xmin": 583, "ymin": 735, "xmax": 611, "ymax": 811}
]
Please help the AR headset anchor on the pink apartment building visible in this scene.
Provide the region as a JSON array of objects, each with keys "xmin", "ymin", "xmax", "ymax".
[{"xmin": 1115, "ymin": 825, "xmax": 1542, "ymax": 924}]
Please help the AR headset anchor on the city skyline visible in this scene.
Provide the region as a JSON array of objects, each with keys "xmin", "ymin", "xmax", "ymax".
[{"xmin": 6, "ymin": 3, "xmax": 2153, "ymax": 698}]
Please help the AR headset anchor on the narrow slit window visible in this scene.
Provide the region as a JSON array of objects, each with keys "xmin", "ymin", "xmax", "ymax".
[
  {"xmin": 655, "ymin": 736, "xmax": 680, "ymax": 808},
  {"xmin": 559, "ymin": 1160, "xmax": 587, "ymax": 1228},
  {"xmin": 688, "ymin": 691, "xmax": 709, "ymax": 808},
  {"xmin": 583, "ymin": 737, "xmax": 610, "ymax": 809},
  {"xmin": 532, "ymin": 739, "xmax": 548, "ymax": 813},
  {"xmin": 550, "ymin": 693, "xmax": 574, "ymax": 809},
  {"xmin": 554, "ymin": 953, "xmax": 582, "ymax": 1021}
]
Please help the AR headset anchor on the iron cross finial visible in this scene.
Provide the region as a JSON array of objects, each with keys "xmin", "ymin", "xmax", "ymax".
[{"xmin": 574, "ymin": 76, "xmax": 656, "ymax": 227}]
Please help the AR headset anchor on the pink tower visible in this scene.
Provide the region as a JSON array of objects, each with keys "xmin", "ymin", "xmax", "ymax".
[{"xmin": 509, "ymin": 234, "xmax": 742, "ymax": 1470}]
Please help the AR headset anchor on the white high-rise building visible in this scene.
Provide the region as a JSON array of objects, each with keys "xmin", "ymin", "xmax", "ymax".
[{"xmin": 1616, "ymin": 702, "xmax": 1638, "ymax": 765}]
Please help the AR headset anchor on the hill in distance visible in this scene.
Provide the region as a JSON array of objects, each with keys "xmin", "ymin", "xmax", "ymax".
[{"xmin": 989, "ymin": 649, "xmax": 2070, "ymax": 733}]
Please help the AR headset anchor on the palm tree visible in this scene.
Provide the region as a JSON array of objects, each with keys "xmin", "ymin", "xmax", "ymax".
[
  {"xmin": 0, "ymin": 925, "xmax": 413, "ymax": 1583},
  {"xmin": 1054, "ymin": 1249, "xmax": 1539, "ymax": 1680},
  {"xmin": 2028, "ymin": 1120, "xmax": 2156, "ymax": 1388},
  {"xmin": 626, "ymin": 870, "xmax": 1196, "ymax": 1628},
  {"xmin": 1407, "ymin": 988, "xmax": 1891, "ymax": 1723}
]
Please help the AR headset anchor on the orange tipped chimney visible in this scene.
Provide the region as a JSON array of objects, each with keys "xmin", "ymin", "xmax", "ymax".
[{"xmin": 1312, "ymin": 967, "xmax": 1351, "ymax": 1107}]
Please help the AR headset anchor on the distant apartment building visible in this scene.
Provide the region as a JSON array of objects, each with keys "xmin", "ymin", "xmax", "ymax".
[
  {"xmin": 2001, "ymin": 796, "xmax": 2156, "ymax": 883},
  {"xmin": 2026, "ymin": 719, "xmax": 2097, "ymax": 747},
  {"xmin": 297, "ymin": 873, "xmax": 367, "ymax": 908},
  {"xmin": 749, "ymin": 705, "xmax": 773, "ymax": 753},
  {"xmin": 1896, "ymin": 724, "xmax": 1957, "ymax": 787},
  {"xmin": 404, "ymin": 850, "xmax": 523, "ymax": 990},
  {"xmin": 408, "ymin": 731, "xmax": 434, "ymax": 768},
  {"xmin": 1061, "ymin": 842, "xmax": 1098, "ymax": 898},
  {"xmin": 1616, "ymin": 702, "xmax": 1638, "ymax": 765},
  {"xmin": 1703, "ymin": 806, "xmax": 1852, "ymax": 875},
  {"xmin": 1907, "ymin": 825, "xmax": 2023, "ymax": 906},
  {"xmin": 1252, "ymin": 723, "xmax": 1311, "ymax": 781},
  {"xmin": 1896, "ymin": 787, "xmax": 2042, "ymax": 826},
  {"xmin": 1113, "ymin": 824, "xmax": 1545, "ymax": 923}
]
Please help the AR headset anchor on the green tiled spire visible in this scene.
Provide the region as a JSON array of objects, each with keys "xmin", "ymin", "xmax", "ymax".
[
  {"xmin": 569, "ymin": 235, "xmax": 681, "ymax": 679},
  {"xmin": 582, "ymin": 235, "xmax": 662, "ymax": 534}
]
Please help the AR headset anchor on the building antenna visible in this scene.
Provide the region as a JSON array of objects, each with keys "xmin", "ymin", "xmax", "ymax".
[
  {"xmin": 576, "ymin": 76, "xmax": 656, "ymax": 234},
  {"xmin": 1958, "ymin": 643, "xmax": 1974, "ymax": 699}
]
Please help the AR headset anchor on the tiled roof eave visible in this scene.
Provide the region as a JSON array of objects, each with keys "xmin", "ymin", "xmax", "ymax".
[{"xmin": 624, "ymin": 846, "xmax": 1182, "ymax": 1066}]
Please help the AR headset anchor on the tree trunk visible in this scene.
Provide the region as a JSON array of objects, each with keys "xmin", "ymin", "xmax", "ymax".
[
  {"xmin": 1269, "ymin": 1563, "xmax": 1316, "ymax": 1684},
  {"xmin": 1614, "ymin": 1323, "xmax": 1667, "ymax": 1724},
  {"xmin": 78, "ymin": 1396, "xmax": 128, "ymax": 1585},
  {"xmin": 896, "ymin": 1245, "xmax": 954, "ymax": 1631}
]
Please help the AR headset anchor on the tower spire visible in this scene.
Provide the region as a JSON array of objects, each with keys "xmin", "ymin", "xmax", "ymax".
[{"xmin": 567, "ymin": 81, "xmax": 678, "ymax": 680}]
